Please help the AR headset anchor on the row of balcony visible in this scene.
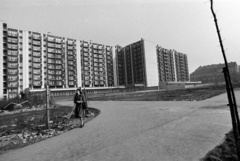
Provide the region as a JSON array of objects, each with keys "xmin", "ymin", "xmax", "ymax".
[
  {"xmin": 48, "ymin": 64, "xmax": 62, "ymax": 69},
  {"xmin": 48, "ymin": 69, "xmax": 64, "ymax": 75},
  {"xmin": 48, "ymin": 75, "xmax": 63, "ymax": 80},
  {"xmin": 48, "ymin": 59, "xmax": 63, "ymax": 64},
  {"xmin": 48, "ymin": 80, "xmax": 63, "ymax": 86},
  {"xmin": 47, "ymin": 53, "xmax": 63, "ymax": 59},
  {"xmin": 47, "ymin": 37, "xmax": 63, "ymax": 44},
  {"xmin": 47, "ymin": 48, "xmax": 63, "ymax": 54}
]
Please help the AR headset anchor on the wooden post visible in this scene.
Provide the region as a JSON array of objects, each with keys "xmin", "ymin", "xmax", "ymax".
[{"xmin": 46, "ymin": 85, "xmax": 50, "ymax": 129}]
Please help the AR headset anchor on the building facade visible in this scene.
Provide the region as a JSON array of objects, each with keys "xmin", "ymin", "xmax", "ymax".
[
  {"xmin": 190, "ymin": 62, "xmax": 239, "ymax": 83},
  {"xmin": 0, "ymin": 22, "xmax": 115, "ymax": 99},
  {"xmin": 115, "ymin": 39, "xmax": 189, "ymax": 87}
]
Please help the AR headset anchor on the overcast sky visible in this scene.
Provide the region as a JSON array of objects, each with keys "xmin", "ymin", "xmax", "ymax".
[{"xmin": 0, "ymin": 0, "xmax": 239, "ymax": 73}]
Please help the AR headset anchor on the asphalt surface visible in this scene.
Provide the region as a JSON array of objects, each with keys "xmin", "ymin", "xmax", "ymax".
[{"xmin": 1, "ymin": 91, "xmax": 239, "ymax": 161}]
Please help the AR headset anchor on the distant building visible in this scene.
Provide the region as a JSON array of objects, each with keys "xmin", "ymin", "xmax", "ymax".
[
  {"xmin": 115, "ymin": 39, "xmax": 189, "ymax": 87},
  {"xmin": 190, "ymin": 62, "xmax": 239, "ymax": 84}
]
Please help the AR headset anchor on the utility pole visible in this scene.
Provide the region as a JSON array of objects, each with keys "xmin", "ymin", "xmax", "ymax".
[{"xmin": 210, "ymin": 0, "xmax": 240, "ymax": 159}]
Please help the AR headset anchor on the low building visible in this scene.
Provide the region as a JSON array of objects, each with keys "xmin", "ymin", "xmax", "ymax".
[{"xmin": 190, "ymin": 62, "xmax": 239, "ymax": 84}]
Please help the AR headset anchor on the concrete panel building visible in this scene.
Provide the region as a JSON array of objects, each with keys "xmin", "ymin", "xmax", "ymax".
[
  {"xmin": 115, "ymin": 39, "xmax": 189, "ymax": 88},
  {"xmin": 0, "ymin": 21, "xmax": 115, "ymax": 99}
]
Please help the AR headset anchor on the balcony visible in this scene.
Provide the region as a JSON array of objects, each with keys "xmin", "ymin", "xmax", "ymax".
[
  {"xmin": 69, "ymin": 81, "xmax": 75, "ymax": 86},
  {"xmin": 48, "ymin": 70, "xmax": 55, "ymax": 75},
  {"xmin": 47, "ymin": 43, "xmax": 55, "ymax": 48},
  {"xmin": 83, "ymin": 43, "xmax": 89, "ymax": 48},
  {"xmin": 68, "ymin": 61, "xmax": 74, "ymax": 65},
  {"xmin": 33, "ymin": 75, "xmax": 42, "ymax": 81},
  {"xmin": 85, "ymin": 81, "xmax": 90, "ymax": 85},
  {"xmin": 7, "ymin": 38, "xmax": 18, "ymax": 44},
  {"xmin": 67, "ymin": 40, "xmax": 73, "ymax": 45},
  {"xmin": 55, "ymin": 54, "xmax": 62, "ymax": 59},
  {"xmin": 33, "ymin": 69, "xmax": 41, "ymax": 75},
  {"xmin": 55, "ymin": 44, "xmax": 62, "ymax": 48},
  {"xmin": 55, "ymin": 39, "xmax": 62, "ymax": 44},
  {"xmin": 33, "ymin": 63, "xmax": 42, "ymax": 69},
  {"xmin": 94, "ymin": 81, "xmax": 99, "ymax": 85},
  {"xmin": 47, "ymin": 37, "xmax": 55, "ymax": 42},
  {"xmin": 55, "ymin": 49, "xmax": 62, "ymax": 54},
  {"xmin": 8, "ymin": 69, "xmax": 18, "ymax": 75},
  {"xmin": 68, "ymin": 51, "xmax": 73, "ymax": 55},
  {"xmin": 56, "ymin": 65, "xmax": 62, "ymax": 69},
  {"xmin": 32, "ymin": 52, "xmax": 41, "ymax": 57},
  {"xmin": 32, "ymin": 34, "xmax": 41, "ymax": 40},
  {"xmin": 8, "ymin": 82, "xmax": 18, "ymax": 88},
  {"xmin": 8, "ymin": 57, "xmax": 18, "ymax": 62},
  {"xmin": 48, "ymin": 75, "xmax": 55, "ymax": 80},
  {"xmin": 68, "ymin": 55, "xmax": 74, "ymax": 60},
  {"xmin": 8, "ymin": 76, "xmax": 18, "ymax": 82},
  {"xmin": 83, "ymin": 48, "xmax": 89, "ymax": 52},
  {"xmin": 8, "ymin": 31, "xmax": 18, "ymax": 37},
  {"xmin": 56, "ymin": 70, "xmax": 62, "ymax": 75},
  {"xmin": 33, "ymin": 58, "xmax": 41, "ymax": 63},
  {"xmin": 8, "ymin": 44, "xmax": 18, "ymax": 50},
  {"xmin": 8, "ymin": 63, "xmax": 18, "ymax": 68},
  {"xmin": 84, "ymin": 57, "xmax": 90, "ymax": 62},
  {"xmin": 33, "ymin": 81, "xmax": 42, "ymax": 86},
  {"xmin": 32, "ymin": 46, "xmax": 41, "ymax": 52},
  {"xmin": 83, "ymin": 53, "xmax": 89, "ymax": 57},
  {"xmin": 47, "ymin": 48, "xmax": 55, "ymax": 53},
  {"xmin": 32, "ymin": 41, "xmax": 41, "ymax": 46},
  {"xmin": 48, "ymin": 81, "xmax": 55, "ymax": 86},
  {"xmin": 56, "ymin": 81, "xmax": 63, "ymax": 86},
  {"xmin": 67, "ymin": 46, "xmax": 74, "ymax": 50},
  {"xmin": 55, "ymin": 60, "xmax": 62, "ymax": 64}
]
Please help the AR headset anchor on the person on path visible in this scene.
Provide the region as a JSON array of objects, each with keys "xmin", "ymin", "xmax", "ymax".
[{"xmin": 74, "ymin": 87, "xmax": 85, "ymax": 127}]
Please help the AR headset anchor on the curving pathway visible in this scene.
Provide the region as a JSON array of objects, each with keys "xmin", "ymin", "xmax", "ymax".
[{"xmin": 1, "ymin": 91, "xmax": 240, "ymax": 161}]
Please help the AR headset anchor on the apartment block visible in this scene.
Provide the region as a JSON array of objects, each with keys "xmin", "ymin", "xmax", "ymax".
[
  {"xmin": 156, "ymin": 46, "xmax": 175, "ymax": 82},
  {"xmin": 115, "ymin": 39, "xmax": 189, "ymax": 87},
  {"xmin": 0, "ymin": 21, "xmax": 115, "ymax": 99},
  {"xmin": 115, "ymin": 39, "xmax": 158, "ymax": 87},
  {"xmin": 174, "ymin": 50, "xmax": 189, "ymax": 82}
]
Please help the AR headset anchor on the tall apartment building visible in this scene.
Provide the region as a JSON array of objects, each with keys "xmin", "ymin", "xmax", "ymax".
[
  {"xmin": 115, "ymin": 39, "xmax": 159, "ymax": 87},
  {"xmin": 0, "ymin": 21, "xmax": 115, "ymax": 99},
  {"xmin": 156, "ymin": 46, "xmax": 175, "ymax": 82},
  {"xmin": 80, "ymin": 41, "xmax": 114, "ymax": 87},
  {"xmin": 174, "ymin": 50, "xmax": 189, "ymax": 82},
  {"xmin": 115, "ymin": 39, "xmax": 189, "ymax": 87}
]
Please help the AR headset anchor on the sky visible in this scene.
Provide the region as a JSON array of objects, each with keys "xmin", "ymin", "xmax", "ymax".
[{"xmin": 0, "ymin": 0, "xmax": 239, "ymax": 74}]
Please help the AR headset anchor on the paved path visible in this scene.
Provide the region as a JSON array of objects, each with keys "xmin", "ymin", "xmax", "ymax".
[{"xmin": 1, "ymin": 91, "xmax": 240, "ymax": 161}]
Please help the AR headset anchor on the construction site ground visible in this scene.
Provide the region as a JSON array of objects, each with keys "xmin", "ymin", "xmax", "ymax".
[{"xmin": 1, "ymin": 86, "xmax": 239, "ymax": 161}]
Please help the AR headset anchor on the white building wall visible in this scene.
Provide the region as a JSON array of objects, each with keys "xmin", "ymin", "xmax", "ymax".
[
  {"xmin": 172, "ymin": 50, "xmax": 177, "ymax": 82},
  {"xmin": 41, "ymin": 33, "xmax": 45, "ymax": 88},
  {"xmin": 112, "ymin": 49, "xmax": 117, "ymax": 86},
  {"xmin": 0, "ymin": 22, "xmax": 3, "ymax": 98},
  {"xmin": 143, "ymin": 40, "xmax": 158, "ymax": 87},
  {"xmin": 76, "ymin": 40, "xmax": 82, "ymax": 87},
  {"xmin": 22, "ymin": 31, "xmax": 30, "ymax": 91}
]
